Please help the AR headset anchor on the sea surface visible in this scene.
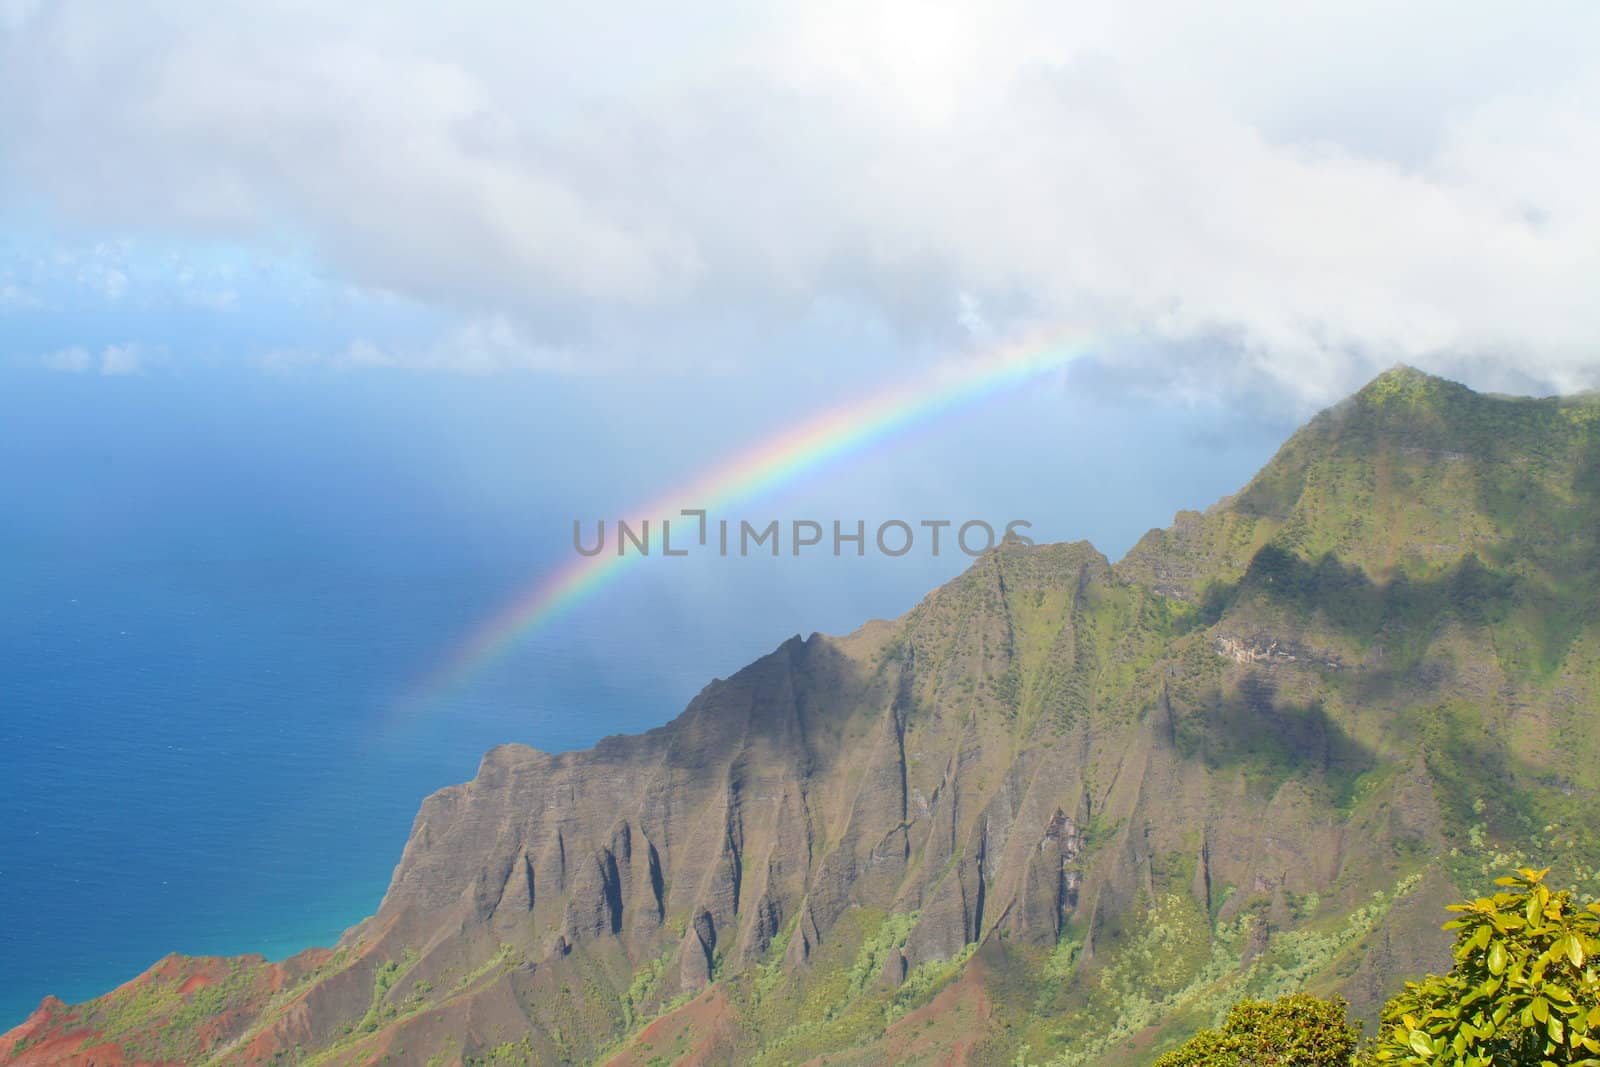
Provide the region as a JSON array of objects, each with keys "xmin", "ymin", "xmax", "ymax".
[
  {"xmin": 0, "ymin": 368, "xmax": 1287, "ymax": 1028},
  {"xmin": 0, "ymin": 372, "xmax": 768, "ymax": 1026},
  {"xmin": 0, "ymin": 549, "xmax": 744, "ymax": 1027},
  {"xmin": 0, "ymin": 371, "xmax": 969, "ymax": 1027}
]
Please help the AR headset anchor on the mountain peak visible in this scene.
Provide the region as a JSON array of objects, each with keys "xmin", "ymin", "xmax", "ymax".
[
  {"xmin": 1365, "ymin": 362, "xmax": 1443, "ymax": 385},
  {"xmin": 1350, "ymin": 364, "xmax": 1473, "ymax": 411},
  {"xmin": 12, "ymin": 376, "xmax": 1600, "ymax": 1067}
]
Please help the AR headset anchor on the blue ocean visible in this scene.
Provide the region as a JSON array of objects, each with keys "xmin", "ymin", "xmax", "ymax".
[{"xmin": 0, "ymin": 367, "xmax": 1284, "ymax": 1027}]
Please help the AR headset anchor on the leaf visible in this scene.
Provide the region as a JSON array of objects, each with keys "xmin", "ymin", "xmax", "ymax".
[
  {"xmin": 1569, "ymin": 933, "xmax": 1588, "ymax": 968},
  {"xmin": 1409, "ymin": 1030, "xmax": 1435, "ymax": 1057},
  {"xmin": 1489, "ymin": 943, "xmax": 1508, "ymax": 976}
]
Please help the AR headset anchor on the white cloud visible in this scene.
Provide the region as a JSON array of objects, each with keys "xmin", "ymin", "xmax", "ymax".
[
  {"xmin": 35, "ymin": 343, "xmax": 149, "ymax": 375},
  {"xmin": 427, "ymin": 316, "xmax": 581, "ymax": 374},
  {"xmin": 956, "ymin": 294, "xmax": 991, "ymax": 341},
  {"xmin": 255, "ymin": 317, "xmax": 577, "ymax": 374},
  {"xmin": 0, "ymin": 0, "xmax": 40, "ymax": 30},
  {"xmin": 3, "ymin": 1, "xmax": 1598, "ymax": 401},
  {"xmin": 99, "ymin": 343, "xmax": 143, "ymax": 375},
  {"xmin": 0, "ymin": 280, "xmax": 35, "ymax": 308},
  {"xmin": 70, "ymin": 243, "xmax": 133, "ymax": 301},
  {"xmin": 177, "ymin": 272, "xmax": 239, "ymax": 310},
  {"xmin": 40, "ymin": 346, "xmax": 92, "ymax": 373}
]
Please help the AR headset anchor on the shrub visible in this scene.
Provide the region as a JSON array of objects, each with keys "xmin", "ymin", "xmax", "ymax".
[
  {"xmin": 1369, "ymin": 867, "xmax": 1600, "ymax": 1066},
  {"xmin": 1153, "ymin": 993, "xmax": 1360, "ymax": 1067}
]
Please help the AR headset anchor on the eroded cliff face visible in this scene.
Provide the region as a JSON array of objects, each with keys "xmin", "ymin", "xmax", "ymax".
[{"xmin": 9, "ymin": 368, "xmax": 1600, "ymax": 1067}]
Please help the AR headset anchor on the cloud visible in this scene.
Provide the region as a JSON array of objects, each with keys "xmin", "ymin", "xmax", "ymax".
[
  {"xmin": 40, "ymin": 346, "xmax": 92, "ymax": 373},
  {"xmin": 99, "ymin": 343, "xmax": 143, "ymax": 375},
  {"xmin": 3, "ymin": 1, "xmax": 1598, "ymax": 402},
  {"xmin": 0, "ymin": 0, "xmax": 39, "ymax": 30},
  {"xmin": 36, "ymin": 343, "xmax": 146, "ymax": 375},
  {"xmin": 0, "ymin": 280, "xmax": 35, "ymax": 308},
  {"xmin": 257, "ymin": 316, "xmax": 578, "ymax": 374},
  {"xmin": 79, "ymin": 263, "xmax": 128, "ymax": 302}
]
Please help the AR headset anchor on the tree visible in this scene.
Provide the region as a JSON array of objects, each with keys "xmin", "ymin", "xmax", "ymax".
[
  {"xmin": 1369, "ymin": 867, "xmax": 1600, "ymax": 1066},
  {"xmin": 1153, "ymin": 993, "xmax": 1361, "ymax": 1067}
]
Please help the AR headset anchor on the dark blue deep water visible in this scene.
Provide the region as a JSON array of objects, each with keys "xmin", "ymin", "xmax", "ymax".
[
  {"xmin": 0, "ymin": 367, "xmax": 1286, "ymax": 1027},
  {"xmin": 0, "ymin": 372, "xmax": 814, "ymax": 1026}
]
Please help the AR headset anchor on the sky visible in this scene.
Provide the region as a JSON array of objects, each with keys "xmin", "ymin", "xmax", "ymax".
[
  {"xmin": 2, "ymin": 0, "xmax": 1597, "ymax": 405},
  {"xmin": 2, "ymin": 2, "xmax": 1598, "ymax": 1023},
  {"xmin": 2, "ymin": 2, "xmax": 1600, "ymax": 716},
  {"xmin": 2, "ymin": 0, "xmax": 1599, "ymax": 693}
]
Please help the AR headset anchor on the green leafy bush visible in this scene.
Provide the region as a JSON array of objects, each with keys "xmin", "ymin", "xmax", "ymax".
[
  {"xmin": 1153, "ymin": 993, "xmax": 1360, "ymax": 1067},
  {"xmin": 1370, "ymin": 867, "xmax": 1600, "ymax": 1066}
]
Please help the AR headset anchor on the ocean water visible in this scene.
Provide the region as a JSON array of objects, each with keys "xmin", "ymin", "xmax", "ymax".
[
  {"xmin": 0, "ymin": 371, "xmax": 969, "ymax": 1027},
  {"xmin": 0, "ymin": 532, "xmax": 774, "ymax": 1027},
  {"xmin": 0, "ymin": 373, "xmax": 747, "ymax": 1026},
  {"xmin": 0, "ymin": 368, "xmax": 1288, "ymax": 1028}
]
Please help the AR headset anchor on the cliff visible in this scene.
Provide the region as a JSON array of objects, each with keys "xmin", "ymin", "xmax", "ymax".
[{"xmin": 7, "ymin": 367, "xmax": 1600, "ymax": 1066}]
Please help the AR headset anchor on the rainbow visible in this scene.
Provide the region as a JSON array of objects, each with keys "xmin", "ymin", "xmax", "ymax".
[{"xmin": 395, "ymin": 331, "xmax": 1093, "ymax": 721}]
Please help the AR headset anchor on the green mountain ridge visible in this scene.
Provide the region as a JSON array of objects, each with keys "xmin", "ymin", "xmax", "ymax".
[{"xmin": 5, "ymin": 366, "xmax": 1599, "ymax": 1067}]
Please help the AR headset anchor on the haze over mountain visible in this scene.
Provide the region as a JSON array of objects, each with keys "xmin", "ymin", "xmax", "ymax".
[{"xmin": 5, "ymin": 367, "xmax": 1599, "ymax": 1066}]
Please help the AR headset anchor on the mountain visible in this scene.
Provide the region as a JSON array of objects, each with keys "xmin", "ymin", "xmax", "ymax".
[{"xmin": 6, "ymin": 367, "xmax": 1600, "ymax": 1067}]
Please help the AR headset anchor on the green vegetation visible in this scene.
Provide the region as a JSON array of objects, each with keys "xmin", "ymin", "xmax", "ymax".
[
  {"xmin": 462, "ymin": 1035, "xmax": 538, "ymax": 1065},
  {"xmin": 17, "ymin": 371, "xmax": 1600, "ymax": 1067},
  {"xmin": 66, "ymin": 956, "xmax": 268, "ymax": 1064},
  {"xmin": 1372, "ymin": 867, "xmax": 1600, "ymax": 1066},
  {"xmin": 1153, "ymin": 993, "xmax": 1361, "ymax": 1067},
  {"xmin": 1148, "ymin": 869, "xmax": 1600, "ymax": 1067},
  {"xmin": 1024, "ymin": 876, "xmax": 1421, "ymax": 1067},
  {"xmin": 620, "ymin": 948, "xmax": 673, "ymax": 1029},
  {"xmin": 357, "ymin": 947, "xmax": 420, "ymax": 1034}
]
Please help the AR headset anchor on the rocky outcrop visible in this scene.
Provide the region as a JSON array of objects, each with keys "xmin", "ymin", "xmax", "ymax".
[{"xmin": 10, "ymin": 368, "xmax": 1600, "ymax": 1067}]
